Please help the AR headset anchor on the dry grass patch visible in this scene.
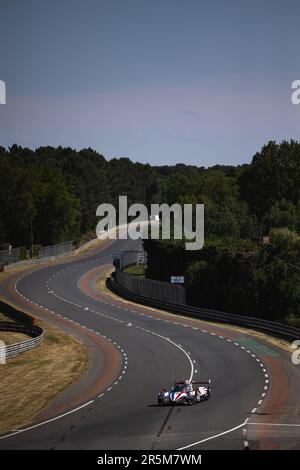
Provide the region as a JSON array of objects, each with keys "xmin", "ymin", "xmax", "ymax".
[
  {"xmin": 0, "ymin": 331, "xmax": 30, "ymax": 345},
  {"xmin": 0, "ymin": 312, "xmax": 13, "ymax": 322},
  {"xmin": 0, "ymin": 319, "xmax": 88, "ymax": 435}
]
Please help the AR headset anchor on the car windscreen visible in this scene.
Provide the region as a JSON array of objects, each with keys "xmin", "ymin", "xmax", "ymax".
[{"xmin": 174, "ymin": 384, "xmax": 186, "ymax": 392}]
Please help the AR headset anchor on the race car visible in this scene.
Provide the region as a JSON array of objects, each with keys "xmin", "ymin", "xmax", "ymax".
[{"xmin": 157, "ymin": 379, "xmax": 211, "ymax": 406}]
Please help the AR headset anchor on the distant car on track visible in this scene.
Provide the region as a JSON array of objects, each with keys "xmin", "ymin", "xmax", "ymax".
[{"xmin": 157, "ymin": 379, "xmax": 211, "ymax": 406}]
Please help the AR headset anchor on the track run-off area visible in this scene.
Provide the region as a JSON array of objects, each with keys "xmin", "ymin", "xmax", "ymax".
[{"xmin": 0, "ymin": 238, "xmax": 299, "ymax": 450}]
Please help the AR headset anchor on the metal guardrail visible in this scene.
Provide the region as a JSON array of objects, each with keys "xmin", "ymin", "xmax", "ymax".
[
  {"xmin": 0, "ymin": 322, "xmax": 44, "ymax": 361},
  {"xmin": 0, "ymin": 300, "xmax": 44, "ymax": 361},
  {"xmin": 108, "ymin": 275, "xmax": 300, "ymax": 341}
]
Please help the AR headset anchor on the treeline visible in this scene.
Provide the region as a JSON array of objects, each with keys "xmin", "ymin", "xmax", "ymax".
[
  {"xmin": 145, "ymin": 140, "xmax": 300, "ymax": 324},
  {"xmin": 0, "ymin": 145, "xmax": 157, "ymax": 247},
  {"xmin": 0, "ymin": 143, "xmax": 248, "ymax": 248}
]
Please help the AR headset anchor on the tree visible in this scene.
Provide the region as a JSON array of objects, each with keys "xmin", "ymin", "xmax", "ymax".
[
  {"xmin": 262, "ymin": 200, "xmax": 300, "ymax": 234},
  {"xmin": 240, "ymin": 140, "xmax": 300, "ymax": 221},
  {"xmin": 255, "ymin": 228, "xmax": 300, "ymax": 320}
]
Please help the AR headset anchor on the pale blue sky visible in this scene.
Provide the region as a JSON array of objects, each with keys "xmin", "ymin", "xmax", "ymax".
[{"xmin": 0, "ymin": 0, "xmax": 299, "ymax": 165}]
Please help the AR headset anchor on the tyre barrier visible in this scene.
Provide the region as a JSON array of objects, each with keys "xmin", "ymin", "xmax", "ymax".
[
  {"xmin": 107, "ymin": 276, "xmax": 300, "ymax": 341},
  {"xmin": 0, "ymin": 299, "xmax": 33, "ymax": 324}
]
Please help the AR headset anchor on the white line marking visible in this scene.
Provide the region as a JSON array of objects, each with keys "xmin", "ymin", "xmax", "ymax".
[
  {"xmin": 0, "ymin": 400, "xmax": 94, "ymax": 440},
  {"xmin": 177, "ymin": 420, "xmax": 248, "ymax": 450},
  {"xmin": 249, "ymin": 422, "xmax": 300, "ymax": 427},
  {"xmin": 142, "ymin": 329, "xmax": 194, "ymax": 383}
]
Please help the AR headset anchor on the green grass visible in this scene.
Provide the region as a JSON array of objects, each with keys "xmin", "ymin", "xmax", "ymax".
[
  {"xmin": 123, "ymin": 264, "xmax": 146, "ymax": 276},
  {"xmin": 285, "ymin": 315, "xmax": 300, "ymax": 328}
]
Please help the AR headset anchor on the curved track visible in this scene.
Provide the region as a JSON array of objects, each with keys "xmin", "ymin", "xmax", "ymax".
[{"xmin": 0, "ymin": 238, "xmax": 299, "ymax": 450}]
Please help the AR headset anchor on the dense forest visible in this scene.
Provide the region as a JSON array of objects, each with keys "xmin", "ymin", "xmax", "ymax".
[
  {"xmin": 0, "ymin": 145, "xmax": 157, "ymax": 247},
  {"xmin": 144, "ymin": 140, "xmax": 300, "ymax": 325},
  {"xmin": 1, "ymin": 140, "xmax": 300, "ymax": 323}
]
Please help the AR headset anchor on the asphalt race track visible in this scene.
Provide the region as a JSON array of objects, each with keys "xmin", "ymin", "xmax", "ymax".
[{"xmin": 0, "ymin": 238, "xmax": 299, "ymax": 450}]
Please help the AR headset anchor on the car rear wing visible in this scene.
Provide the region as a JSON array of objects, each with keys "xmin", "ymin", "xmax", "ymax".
[
  {"xmin": 175, "ymin": 379, "xmax": 211, "ymax": 385},
  {"xmin": 191, "ymin": 379, "xmax": 211, "ymax": 385}
]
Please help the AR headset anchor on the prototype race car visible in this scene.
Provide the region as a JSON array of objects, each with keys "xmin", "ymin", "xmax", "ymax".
[{"xmin": 157, "ymin": 379, "xmax": 211, "ymax": 406}]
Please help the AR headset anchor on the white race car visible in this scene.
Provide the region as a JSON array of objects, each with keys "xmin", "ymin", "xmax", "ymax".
[{"xmin": 158, "ymin": 379, "xmax": 211, "ymax": 406}]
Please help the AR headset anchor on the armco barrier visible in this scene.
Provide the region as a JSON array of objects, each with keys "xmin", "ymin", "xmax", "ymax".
[
  {"xmin": 0, "ymin": 301, "xmax": 43, "ymax": 361},
  {"xmin": 107, "ymin": 275, "xmax": 300, "ymax": 341},
  {"xmin": 0, "ymin": 322, "xmax": 43, "ymax": 361}
]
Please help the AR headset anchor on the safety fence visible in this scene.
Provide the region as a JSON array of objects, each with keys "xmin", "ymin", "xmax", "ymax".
[
  {"xmin": 113, "ymin": 250, "xmax": 185, "ymax": 305},
  {"xmin": 108, "ymin": 274, "xmax": 300, "ymax": 341},
  {"xmin": 38, "ymin": 241, "xmax": 74, "ymax": 259},
  {"xmin": 0, "ymin": 247, "xmax": 21, "ymax": 265},
  {"xmin": 2, "ymin": 241, "xmax": 74, "ymax": 272},
  {"xmin": 115, "ymin": 269, "xmax": 186, "ymax": 305}
]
